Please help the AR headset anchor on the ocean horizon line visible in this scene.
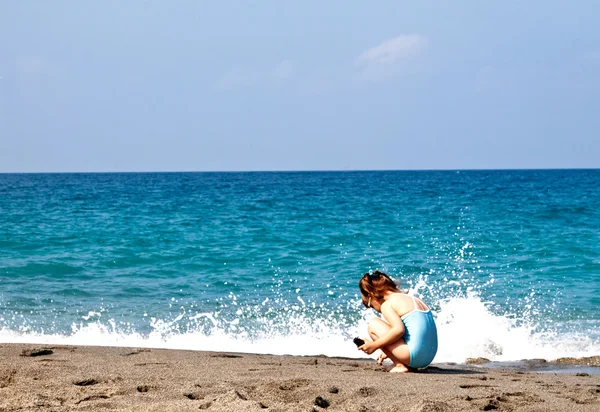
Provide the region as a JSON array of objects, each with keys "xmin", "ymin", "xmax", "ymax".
[{"xmin": 1, "ymin": 167, "xmax": 599, "ymax": 175}]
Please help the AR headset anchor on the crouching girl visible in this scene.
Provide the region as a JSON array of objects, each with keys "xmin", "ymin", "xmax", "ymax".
[{"xmin": 357, "ymin": 270, "xmax": 438, "ymax": 373}]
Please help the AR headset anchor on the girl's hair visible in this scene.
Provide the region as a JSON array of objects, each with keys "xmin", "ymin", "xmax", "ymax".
[{"xmin": 359, "ymin": 270, "xmax": 400, "ymax": 307}]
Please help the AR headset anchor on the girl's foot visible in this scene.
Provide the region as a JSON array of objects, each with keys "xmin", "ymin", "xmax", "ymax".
[{"xmin": 389, "ymin": 364, "xmax": 410, "ymax": 373}]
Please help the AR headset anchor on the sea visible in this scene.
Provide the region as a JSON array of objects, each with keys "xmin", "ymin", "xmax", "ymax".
[{"xmin": 1, "ymin": 170, "xmax": 599, "ymax": 366}]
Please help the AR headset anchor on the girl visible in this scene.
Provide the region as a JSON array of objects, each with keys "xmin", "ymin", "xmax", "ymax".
[{"xmin": 357, "ymin": 270, "xmax": 438, "ymax": 373}]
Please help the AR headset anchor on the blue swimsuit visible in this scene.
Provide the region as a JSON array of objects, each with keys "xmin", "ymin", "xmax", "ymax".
[{"xmin": 400, "ymin": 295, "xmax": 438, "ymax": 368}]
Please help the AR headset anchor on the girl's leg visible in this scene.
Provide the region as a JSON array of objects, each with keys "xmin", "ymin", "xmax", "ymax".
[{"xmin": 368, "ymin": 317, "xmax": 411, "ymax": 373}]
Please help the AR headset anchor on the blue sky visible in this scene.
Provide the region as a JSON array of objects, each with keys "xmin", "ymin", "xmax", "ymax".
[{"xmin": 1, "ymin": 1, "xmax": 599, "ymax": 172}]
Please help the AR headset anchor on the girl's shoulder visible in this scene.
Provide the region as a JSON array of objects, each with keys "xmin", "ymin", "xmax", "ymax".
[
  {"xmin": 384, "ymin": 293, "xmax": 413, "ymax": 315},
  {"xmin": 387, "ymin": 292, "xmax": 410, "ymax": 302}
]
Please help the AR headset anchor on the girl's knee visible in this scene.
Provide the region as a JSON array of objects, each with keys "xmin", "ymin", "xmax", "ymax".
[
  {"xmin": 367, "ymin": 318, "xmax": 389, "ymax": 339},
  {"xmin": 368, "ymin": 327, "xmax": 378, "ymax": 340},
  {"xmin": 367, "ymin": 319, "xmax": 377, "ymax": 335}
]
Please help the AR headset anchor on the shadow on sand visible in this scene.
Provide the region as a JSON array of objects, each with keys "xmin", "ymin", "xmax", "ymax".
[{"xmin": 417, "ymin": 365, "xmax": 486, "ymax": 375}]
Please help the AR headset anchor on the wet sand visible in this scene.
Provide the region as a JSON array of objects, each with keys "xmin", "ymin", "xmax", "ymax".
[{"xmin": 1, "ymin": 344, "xmax": 599, "ymax": 411}]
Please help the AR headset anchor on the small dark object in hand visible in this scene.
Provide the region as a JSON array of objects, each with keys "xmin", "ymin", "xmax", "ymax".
[{"xmin": 353, "ymin": 337, "xmax": 365, "ymax": 347}]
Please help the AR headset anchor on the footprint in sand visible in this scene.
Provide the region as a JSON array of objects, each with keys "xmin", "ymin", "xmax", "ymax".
[
  {"xmin": 184, "ymin": 392, "xmax": 204, "ymax": 400},
  {"xmin": 409, "ymin": 400, "xmax": 451, "ymax": 412},
  {"xmin": 73, "ymin": 378, "xmax": 99, "ymax": 386},
  {"xmin": 121, "ymin": 349, "xmax": 151, "ymax": 356},
  {"xmin": 358, "ymin": 387, "xmax": 376, "ymax": 397},
  {"xmin": 314, "ymin": 396, "xmax": 330, "ymax": 408},
  {"xmin": 459, "ymin": 384, "xmax": 495, "ymax": 389},
  {"xmin": 0, "ymin": 369, "xmax": 16, "ymax": 388},
  {"xmin": 74, "ymin": 394, "xmax": 111, "ymax": 405}
]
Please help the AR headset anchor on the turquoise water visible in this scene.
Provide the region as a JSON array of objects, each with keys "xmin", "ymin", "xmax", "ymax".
[{"xmin": 0, "ymin": 170, "xmax": 598, "ymax": 361}]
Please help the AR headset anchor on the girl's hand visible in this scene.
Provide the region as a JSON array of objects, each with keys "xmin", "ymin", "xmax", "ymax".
[
  {"xmin": 358, "ymin": 341, "xmax": 378, "ymax": 355},
  {"xmin": 377, "ymin": 352, "xmax": 388, "ymax": 365}
]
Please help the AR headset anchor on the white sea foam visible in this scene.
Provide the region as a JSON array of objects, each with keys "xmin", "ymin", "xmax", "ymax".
[
  {"xmin": 434, "ymin": 293, "xmax": 599, "ymax": 362},
  {"xmin": 1, "ymin": 293, "xmax": 598, "ymax": 363},
  {"xmin": 0, "ymin": 316, "xmax": 372, "ymax": 359}
]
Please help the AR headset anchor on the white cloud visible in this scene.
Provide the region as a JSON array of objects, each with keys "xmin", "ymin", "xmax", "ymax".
[
  {"xmin": 356, "ymin": 34, "xmax": 427, "ymax": 66},
  {"xmin": 352, "ymin": 35, "xmax": 428, "ymax": 85}
]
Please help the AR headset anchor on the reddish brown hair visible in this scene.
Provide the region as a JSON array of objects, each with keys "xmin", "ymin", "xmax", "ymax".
[{"xmin": 358, "ymin": 270, "xmax": 400, "ymax": 307}]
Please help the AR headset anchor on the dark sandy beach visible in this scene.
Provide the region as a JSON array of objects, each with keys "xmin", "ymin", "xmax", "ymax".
[{"xmin": 1, "ymin": 344, "xmax": 598, "ymax": 411}]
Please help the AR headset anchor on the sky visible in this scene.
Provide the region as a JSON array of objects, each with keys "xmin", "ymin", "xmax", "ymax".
[{"xmin": 1, "ymin": 1, "xmax": 599, "ymax": 172}]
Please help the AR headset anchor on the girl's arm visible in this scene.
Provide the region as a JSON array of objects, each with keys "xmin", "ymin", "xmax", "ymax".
[
  {"xmin": 374, "ymin": 302, "xmax": 405, "ymax": 348},
  {"xmin": 359, "ymin": 302, "xmax": 405, "ymax": 354}
]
